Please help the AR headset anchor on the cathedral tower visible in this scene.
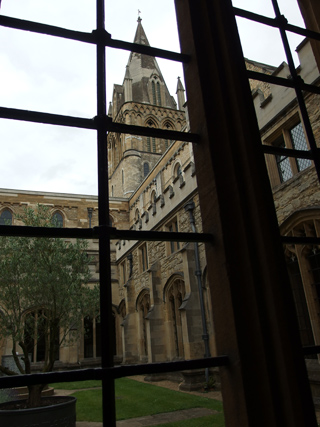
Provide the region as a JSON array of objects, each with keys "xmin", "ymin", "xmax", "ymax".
[{"xmin": 108, "ymin": 18, "xmax": 186, "ymax": 198}]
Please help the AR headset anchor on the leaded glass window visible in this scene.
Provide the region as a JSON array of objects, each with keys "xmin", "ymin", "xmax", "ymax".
[{"xmin": 290, "ymin": 123, "xmax": 311, "ymax": 172}]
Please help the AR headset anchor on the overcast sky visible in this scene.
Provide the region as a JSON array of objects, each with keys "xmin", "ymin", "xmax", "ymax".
[{"xmin": 0, "ymin": 0, "xmax": 305, "ymax": 195}]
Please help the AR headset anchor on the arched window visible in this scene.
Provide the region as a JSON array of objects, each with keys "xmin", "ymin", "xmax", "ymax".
[
  {"xmin": 52, "ymin": 212, "xmax": 63, "ymax": 228},
  {"xmin": 175, "ymin": 163, "xmax": 182, "ymax": 177},
  {"xmin": 137, "ymin": 291, "xmax": 150, "ymax": 357},
  {"xmin": 143, "ymin": 162, "xmax": 150, "ymax": 177},
  {"xmin": 165, "ymin": 279, "xmax": 185, "ymax": 359},
  {"xmin": 152, "ymin": 80, "xmax": 157, "ymax": 105},
  {"xmin": 0, "ymin": 209, "xmax": 12, "ymax": 225},
  {"xmin": 83, "ymin": 315, "xmax": 101, "ymax": 358},
  {"xmin": 119, "ymin": 299, "xmax": 126, "ymax": 320},
  {"xmin": 146, "ymin": 119, "xmax": 157, "ymax": 152},
  {"xmin": 286, "ymin": 253, "xmax": 315, "ymax": 350},
  {"xmin": 156, "ymin": 82, "xmax": 161, "ymax": 106}
]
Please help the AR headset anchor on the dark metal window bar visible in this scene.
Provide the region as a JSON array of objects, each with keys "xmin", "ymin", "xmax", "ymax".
[
  {"xmin": 0, "ymin": 1, "xmax": 221, "ymax": 426},
  {"xmin": 0, "ymin": 0, "xmax": 319, "ymax": 425}
]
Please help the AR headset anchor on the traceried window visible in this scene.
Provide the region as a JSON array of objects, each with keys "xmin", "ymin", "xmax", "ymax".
[
  {"xmin": 152, "ymin": 80, "xmax": 157, "ymax": 105},
  {"xmin": 52, "ymin": 211, "xmax": 63, "ymax": 228},
  {"xmin": 0, "ymin": 209, "xmax": 12, "ymax": 225},
  {"xmin": 156, "ymin": 81, "xmax": 161, "ymax": 106}
]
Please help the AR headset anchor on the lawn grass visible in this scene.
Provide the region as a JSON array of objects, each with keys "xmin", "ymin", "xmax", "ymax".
[
  {"xmin": 72, "ymin": 377, "xmax": 223, "ymax": 423},
  {"xmin": 159, "ymin": 414, "xmax": 225, "ymax": 427},
  {"xmin": 51, "ymin": 380, "xmax": 102, "ymax": 390}
]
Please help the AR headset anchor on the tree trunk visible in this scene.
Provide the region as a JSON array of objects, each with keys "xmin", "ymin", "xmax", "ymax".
[{"xmin": 27, "ymin": 384, "xmax": 45, "ymax": 408}]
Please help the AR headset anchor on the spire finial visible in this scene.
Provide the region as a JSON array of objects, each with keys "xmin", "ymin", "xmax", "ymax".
[{"xmin": 137, "ymin": 10, "xmax": 142, "ymax": 22}]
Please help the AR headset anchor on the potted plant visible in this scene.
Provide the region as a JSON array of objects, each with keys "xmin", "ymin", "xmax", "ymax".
[{"xmin": 0, "ymin": 205, "xmax": 99, "ymax": 425}]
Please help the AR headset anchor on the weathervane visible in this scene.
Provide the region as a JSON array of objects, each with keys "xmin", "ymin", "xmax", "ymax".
[{"xmin": 138, "ymin": 9, "xmax": 141, "ymax": 21}]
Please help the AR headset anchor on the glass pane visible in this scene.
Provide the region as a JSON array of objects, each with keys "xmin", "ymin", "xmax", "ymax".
[
  {"xmin": 277, "ymin": 156, "xmax": 293, "ymax": 182},
  {"xmin": 1, "ymin": 0, "xmax": 95, "ymax": 31},
  {"xmin": 0, "ymin": 27, "xmax": 96, "ymax": 117},
  {"xmin": 0, "ymin": 120, "xmax": 97, "ymax": 194},
  {"xmin": 290, "ymin": 123, "xmax": 311, "ymax": 172}
]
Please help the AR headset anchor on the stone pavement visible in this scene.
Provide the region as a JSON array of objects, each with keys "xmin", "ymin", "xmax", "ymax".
[{"xmin": 77, "ymin": 408, "xmax": 218, "ymax": 427}]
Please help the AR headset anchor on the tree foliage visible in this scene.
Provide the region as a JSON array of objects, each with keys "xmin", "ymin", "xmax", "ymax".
[{"xmin": 0, "ymin": 205, "xmax": 99, "ymax": 407}]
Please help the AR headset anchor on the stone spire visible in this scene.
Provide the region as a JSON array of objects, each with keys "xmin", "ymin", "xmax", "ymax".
[
  {"xmin": 107, "ymin": 101, "xmax": 113, "ymax": 117},
  {"xmin": 123, "ymin": 65, "xmax": 133, "ymax": 102},
  {"xmin": 176, "ymin": 77, "xmax": 186, "ymax": 110},
  {"xmin": 133, "ymin": 16, "xmax": 150, "ymax": 46},
  {"xmin": 124, "ymin": 19, "xmax": 176, "ymax": 108}
]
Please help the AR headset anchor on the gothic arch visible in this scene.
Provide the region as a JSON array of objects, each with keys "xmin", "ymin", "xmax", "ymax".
[
  {"xmin": 162, "ymin": 119, "xmax": 175, "ymax": 130},
  {"xmin": 280, "ymin": 207, "xmax": 320, "ymax": 235},
  {"xmin": 149, "ymin": 74, "xmax": 162, "ymax": 107},
  {"xmin": 136, "ymin": 288, "xmax": 151, "ymax": 360},
  {"xmin": 163, "ymin": 274, "xmax": 186, "ymax": 360},
  {"xmin": 0, "ymin": 207, "xmax": 13, "ymax": 225},
  {"xmin": 280, "ymin": 208, "xmax": 320, "ymax": 353},
  {"xmin": 172, "ymin": 161, "xmax": 183, "ymax": 180},
  {"xmin": 52, "ymin": 210, "xmax": 64, "ymax": 227},
  {"xmin": 118, "ymin": 299, "xmax": 126, "ymax": 320},
  {"xmin": 144, "ymin": 116, "xmax": 158, "ymax": 128}
]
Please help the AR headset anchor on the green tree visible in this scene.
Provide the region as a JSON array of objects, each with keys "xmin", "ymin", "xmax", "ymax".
[{"xmin": 0, "ymin": 205, "xmax": 99, "ymax": 408}]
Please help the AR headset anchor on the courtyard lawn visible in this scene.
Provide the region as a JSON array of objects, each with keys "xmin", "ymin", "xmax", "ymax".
[
  {"xmin": 52, "ymin": 380, "xmax": 102, "ymax": 390},
  {"xmin": 71, "ymin": 377, "xmax": 224, "ymax": 423},
  {"xmin": 159, "ymin": 414, "xmax": 225, "ymax": 427}
]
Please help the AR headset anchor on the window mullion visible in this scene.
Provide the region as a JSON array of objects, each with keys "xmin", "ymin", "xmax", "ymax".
[{"xmin": 95, "ymin": 1, "xmax": 116, "ymax": 426}]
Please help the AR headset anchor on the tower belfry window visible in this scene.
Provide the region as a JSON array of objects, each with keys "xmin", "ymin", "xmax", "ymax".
[
  {"xmin": 152, "ymin": 80, "xmax": 157, "ymax": 105},
  {"xmin": 156, "ymin": 82, "xmax": 161, "ymax": 106}
]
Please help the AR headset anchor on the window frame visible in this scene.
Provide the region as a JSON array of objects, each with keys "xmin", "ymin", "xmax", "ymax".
[
  {"xmin": 139, "ymin": 243, "xmax": 149, "ymax": 273},
  {"xmin": 166, "ymin": 217, "xmax": 180, "ymax": 254},
  {"xmin": 0, "ymin": 1, "xmax": 319, "ymax": 426},
  {"xmin": 265, "ymin": 116, "xmax": 311, "ymax": 186}
]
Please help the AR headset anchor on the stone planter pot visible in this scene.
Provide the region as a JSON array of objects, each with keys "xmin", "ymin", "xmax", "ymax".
[{"xmin": 0, "ymin": 396, "xmax": 76, "ymax": 427}]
